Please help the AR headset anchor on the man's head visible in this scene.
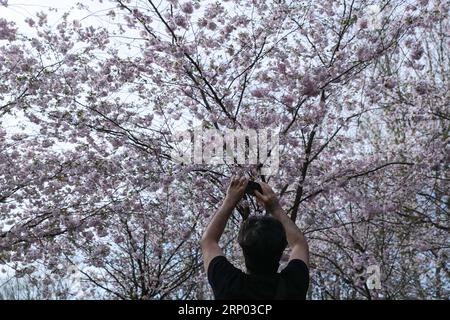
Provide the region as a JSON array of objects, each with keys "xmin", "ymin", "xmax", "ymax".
[{"xmin": 238, "ymin": 215, "xmax": 287, "ymax": 274}]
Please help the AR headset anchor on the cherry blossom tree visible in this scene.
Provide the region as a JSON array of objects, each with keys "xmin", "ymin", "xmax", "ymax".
[{"xmin": 0, "ymin": 0, "xmax": 448, "ymax": 299}]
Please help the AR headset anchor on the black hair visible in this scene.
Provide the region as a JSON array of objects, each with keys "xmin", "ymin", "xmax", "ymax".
[{"xmin": 238, "ymin": 215, "xmax": 287, "ymax": 274}]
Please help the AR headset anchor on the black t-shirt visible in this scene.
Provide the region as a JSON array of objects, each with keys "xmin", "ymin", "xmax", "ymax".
[{"xmin": 207, "ymin": 256, "xmax": 309, "ymax": 300}]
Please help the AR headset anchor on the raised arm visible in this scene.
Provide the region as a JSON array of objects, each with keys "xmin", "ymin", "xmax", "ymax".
[
  {"xmin": 254, "ymin": 182, "xmax": 309, "ymax": 267},
  {"xmin": 200, "ymin": 176, "xmax": 248, "ymax": 273}
]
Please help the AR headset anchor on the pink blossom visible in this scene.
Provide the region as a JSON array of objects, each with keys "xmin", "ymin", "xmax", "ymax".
[
  {"xmin": 300, "ymin": 73, "xmax": 320, "ymax": 97},
  {"xmin": 25, "ymin": 18, "xmax": 35, "ymax": 27},
  {"xmin": 207, "ymin": 21, "xmax": 217, "ymax": 31},
  {"xmin": 197, "ymin": 18, "xmax": 208, "ymax": 28},
  {"xmin": 357, "ymin": 46, "xmax": 372, "ymax": 61},
  {"xmin": 250, "ymin": 88, "xmax": 266, "ymax": 98},
  {"xmin": 384, "ymin": 78, "xmax": 397, "ymax": 90},
  {"xmin": 415, "ymin": 81, "xmax": 429, "ymax": 95},
  {"xmin": 411, "ymin": 46, "xmax": 424, "ymax": 60},
  {"xmin": 282, "ymin": 94, "xmax": 294, "ymax": 106},
  {"xmin": 181, "ymin": 2, "xmax": 194, "ymax": 14},
  {"xmin": 174, "ymin": 14, "xmax": 188, "ymax": 29},
  {"xmin": 0, "ymin": 18, "xmax": 16, "ymax": 41},
  {"xmin": 365, "ymin": 204, "xmax": 382, "ymax": 218},
  {"xmin": 277, "ymin": 62, "xmax": 287, "ymax": 73},
  {"xmin": 359, "ymin": 19, "xmax": 368, "ymax": 29},
  {"xmin": 73, "ymin": 19, "xmax": 81, "ymax": 29}
]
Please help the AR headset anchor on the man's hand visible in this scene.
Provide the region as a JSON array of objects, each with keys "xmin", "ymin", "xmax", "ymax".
[
  {"xmin": 224, "ymin": 176, "xmax": 248, "ymax": 206},
  {"xmin": 254, "ymin": 182, "xmax": 282, "ymax": 213}
]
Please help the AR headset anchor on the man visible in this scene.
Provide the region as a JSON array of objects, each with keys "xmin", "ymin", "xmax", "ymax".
[{"xmin": 200, "ymin": 176, "xmax": 310, "ymax": 300}]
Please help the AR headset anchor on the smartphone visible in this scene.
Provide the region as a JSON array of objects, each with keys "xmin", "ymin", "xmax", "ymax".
[{"xmin": 245, "ymin": 181, "xmax": 263, "ymax": 196}]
